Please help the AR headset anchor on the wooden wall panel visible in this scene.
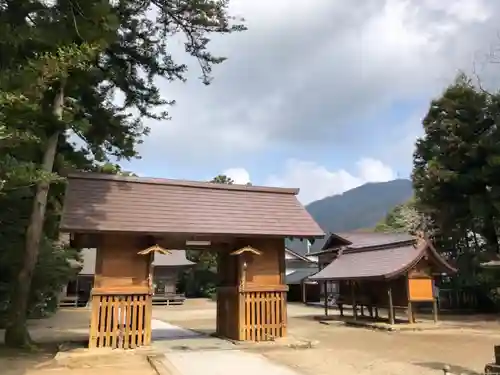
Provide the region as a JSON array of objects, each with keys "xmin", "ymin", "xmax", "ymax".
[
  {"xmin": 89, "ymin": 234, "xmax": 153, "ymax": 349},
  {"xmin": 408, "ymin": 260, "xmax": 431, "ymax": 278},
  {"xmin": 408, "ymin": 278, "xmax": 433, "ymax": 301},
  {"xmin": 388, "ymin": 277, "xmax": 408, "ymax": 306},
  {"xmin": 241, "ymin": 238, "xmax": 283, "ymax": 286},
  {"xmin": 216, "ymin": 237, "xmax": 287, "ymax": 342},
  {"xmin": 94, "ymin": 234, "xmax": 149, "ymax": 292}
]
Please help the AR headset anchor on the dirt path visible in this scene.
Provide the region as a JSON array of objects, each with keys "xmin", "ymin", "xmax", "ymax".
[
  {"xmin": 157, "ymin": 301, "xmax": 498, "ymax": 375},
  {"xmin": 265, "ymin": 317, "xmax": 496, "ymax": 375},
  {"xmin": 0, "ymin": 347, "xmax": 157, "ymax": 375},
  {"xmin": 1, "ymin": 300, "xmax": 498, "ymax": 375},
  {"xmin": 24, "ymin": 354, "xmax": 157, "ymax": 375},
  {"xmin": 165, "ymin": 349, "xmax": 303, "ymax": 375}
]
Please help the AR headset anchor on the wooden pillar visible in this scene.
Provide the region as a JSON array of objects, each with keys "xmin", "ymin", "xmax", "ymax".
[
  {"xmin": 351, "ymin": 281, "xmax": 357, "ymax": 320},
  {"xmin": 237, "ymin": 289, "xmax": 245, "ymax": 341},
  {"xmin": 407, "ymin": 301, "xmax": 413, "ymax": 323},
  {"xmin": 432, "ymin": 297, "xmax": 438, "ymax": 323},
  {"xmin": 237, "ymin": 255, "xmax": 247, "ymax": 341},
  {"xmin": 405, "ymin": 275, "xmax": 413, "ymax": 323},
  {"xmin": 323, "ymin": 281, "xmax": 328, "ymax": 317},
  {"xmin": 224, "ymin": 240, "xmax": 288, "ymax": 342},
  {"xmin": 239, "ymin": 256, "xmax": 247, "ymax": 289},
  {"xmin": 59, "ymin": 284, "xmax": 68, "ymax": 306},
  {"xmin": 148, "ymin": 252, "xmax": 154, "ymax": 294},
  {"xmin": 302, "ymin": 281, "xmax": 307, "ymax": 304},
  {"xmin": 75, "ymin": 276, "xmax": 79, "ymax": 307},
  {"xmin": 88, "ymin": 234, "xmax": 154, "ymax": 349},
  {"xmin": 387, "ymin": 285, "xmax": 395, "ymax": 325}
]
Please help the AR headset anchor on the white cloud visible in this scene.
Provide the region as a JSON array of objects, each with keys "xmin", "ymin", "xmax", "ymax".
[
  {"xmin": 135, "ymin": 0, "xmax": 498, "ymax": 166},
  {"xmin": 356, "ymin": 158, "xmax": 396, "ymax": 182},
  {"xmin": 266, "ymin": 158, "xmax": 396, "ymax": 204},
  {"xmin": 222, "ymin": 167, "xmax": 251, "ymax": 184}
]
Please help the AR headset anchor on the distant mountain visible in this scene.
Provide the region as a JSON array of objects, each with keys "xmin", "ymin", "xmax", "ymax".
[
  {"xmin": 306, "ymin": 179, "xmax": 413, "ymax": 232},
  {"xmin": 288, "ymin": 179, "xmax": 413, "ymax": 254}
]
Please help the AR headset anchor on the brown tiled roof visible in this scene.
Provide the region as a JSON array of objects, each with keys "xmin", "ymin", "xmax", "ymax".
[
  {"xmin": 153, "ymin": 251, "xmax": 195, "ymax": 267},
  {"xmin": 310, "ymin": 232, "xmax": 414, "ymax": 255},
  {"xmin": 333, "ymin": 232, "xmax": 414, "ymax": 249},
  {"xmin": 60, "ymin": 173, "xmax": 324, "ymax": 238},
  {"xmin": 286, "ymin": 268, "xmax": 318, "ymax": 285},
  {"xmin": 285, "ymin": 247, "xmax": 317, "ymax": 263},
  {"xmin": 309, "ymin": 240, "xmax": 456, "ymax": 281}
]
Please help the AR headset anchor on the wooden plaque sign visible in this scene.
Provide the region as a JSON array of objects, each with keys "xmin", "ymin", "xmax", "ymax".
[{"xmin": 408, "ymin": 278, "xmax": 433, "ymax": 302}]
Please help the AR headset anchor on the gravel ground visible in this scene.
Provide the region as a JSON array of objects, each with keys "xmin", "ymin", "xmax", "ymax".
[
  {"xmin": 2, "ymin": 299, "xmax": 498, "ymax": 375},
  {"xmin": 263, "ymin": 317, "xmax": 496, "ymax": 375},
  {"xmin": 154, "ymin": 300, "xmax": 500, "ymax": 375}
]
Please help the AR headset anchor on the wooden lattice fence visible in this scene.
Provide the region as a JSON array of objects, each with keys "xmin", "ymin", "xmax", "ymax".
[
  {"xmin": 240, "ymin": 290, "xmax": 287, "ymax": 341},
  {"xmin": 89, "ymin": 293, "xmax": 152, "ymax": 349}
]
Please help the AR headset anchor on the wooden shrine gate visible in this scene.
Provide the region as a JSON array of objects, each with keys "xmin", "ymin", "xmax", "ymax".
[
  {"xmin": 241, "ymin": 289, "xmax": 287, "ymax": 341},
  {"xmin": 90, "ymin": 292, "xmax": 152, "ymax": 348},
  {"xmin": 216, "ymin": 287, "xmax": 288, "ymax": 341},
  {"xmin": 60, "ymin": 173, "xmax": 324, "ymax": 349}
]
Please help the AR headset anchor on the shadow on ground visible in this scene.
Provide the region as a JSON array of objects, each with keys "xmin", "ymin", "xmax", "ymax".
[
  {"xmin": 0, "ymin": 344, "xmax": 59, "ymax": 375},
  {"xmin": 152, "ymin": 327, "xmax": 214, "ymax": 341},
  {"xmin": 415, "ymin": 361, "xmax": 481, "ymax": 375},
  {"xmin": 291, "ymin": 314, "xmax": 410, "ymax": 324}
]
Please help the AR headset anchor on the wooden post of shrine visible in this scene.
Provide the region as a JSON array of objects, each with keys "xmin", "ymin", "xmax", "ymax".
[
  {"xmin": 351, "ymin": 281, "xmax": 357, "ymax": 320},
  {"xmin": 432, "ymin": 297, "xmax": 438, "ymax": 323},
  {"xmin": 387, "ymin": 285, "xmax": 395, "ymax": 325},
  {"xmin": 405, "ymin": 275, "xmax": 414, "ymax": 324},
  {"xmin": 217, "ymin": 240, "xmax": 289, "ymax": 342},
  {"xmin": 323, "ymin": 281, "xmax": 329, "ymax": 317},
  {"xmin": 302, "ymin": 281, "xmax": 307, "ymax": 304},
  {"xmin": 231, "ymin": 245, "xmax": 261, "ymax": 341},
  {"xmin": 88, "ymin": 236, "xmax": 167, "ymax": 349},
  {"xmin": 407, "ymin": 300, "xmax": 414, "ymax": 324}
]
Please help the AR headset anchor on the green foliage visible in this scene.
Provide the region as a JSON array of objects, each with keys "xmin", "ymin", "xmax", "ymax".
[
  {"xmin": 177, "ymin": 249, "xmax": 218, "ymax": 298},
  {"xmin": 412, "ymin": 73, "xmax": 500, "ymax": 308},
  {"xmin": 0, "ymin": 181, "xmax": 80, "ymax": 325},
  {"xmin": 211, "ymin": 174, "xmax": 234, "ymax": 184},
  {"xmin": 375, "ymin": 198, "xmax": 427, "ymax": 234},
  {"xmin": 1, "ymin": 0, "xmax": 246, "ymax": 161},
  {"xmin": 27, "ymin": 241, "xmax": 80, "ymax": 319},
  {"xmin": 95, "ymin": 162, "xmax": 137, "ymax": 176},
  {"xmin": 0, "ymin": 0, "xmax": 245, "ymax": 346},
  {"xmin": 413, "ymin": 74, "xmax": 500, "ymax": 255}
]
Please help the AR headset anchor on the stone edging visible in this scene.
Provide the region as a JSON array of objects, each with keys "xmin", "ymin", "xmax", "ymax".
[
  {"xmin": 147, "ymin": 354, "xmax": 181, "ymax": 375},
  {"xmin": 208, "ymin": 332, "xmax": 318, "ymax": 350}
]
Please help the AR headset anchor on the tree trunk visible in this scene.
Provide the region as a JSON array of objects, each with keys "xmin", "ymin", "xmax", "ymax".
[
  {"xmin": 472, "ymin": 228, "xmax": 480, "ymax": 250},
  {"xmin": 4, "ymin": 84, "xmax": 64, "ymax": 348},
  {"xmin": 483, "ymin": 212, "xmax": 500, "ymax": 255}
]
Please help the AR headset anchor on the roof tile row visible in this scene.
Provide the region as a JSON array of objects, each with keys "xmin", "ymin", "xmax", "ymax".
[{"xmin": 60, "ymin": 173, "xmax": 324, "ymax": 238}]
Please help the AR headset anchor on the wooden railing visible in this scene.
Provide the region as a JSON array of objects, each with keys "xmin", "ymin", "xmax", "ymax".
[
  {"xmin": 89, "ymin": 292, "xmax": 152, "ymax": 349},
  {"xmin": 216, "ymin": 285, "xmax": 288, "ymax": 342},
  {"xmin": 240, "ymin": 288, "xmax": 287, "ymax": 341}
]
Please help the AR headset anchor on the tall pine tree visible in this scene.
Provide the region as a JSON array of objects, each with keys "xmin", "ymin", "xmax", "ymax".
[
  {"xmin": 413, "ymin": 74, "xmax": 500, "ymax": 290},
  {"xmin": 0, "ymin": 0, "xmax": 245, "ymax": 347}
]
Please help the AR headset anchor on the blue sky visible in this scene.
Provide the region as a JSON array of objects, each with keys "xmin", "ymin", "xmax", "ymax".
[{"xmin": 118, "ymin": 0, "xmax": 498, "ymax": 204}]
